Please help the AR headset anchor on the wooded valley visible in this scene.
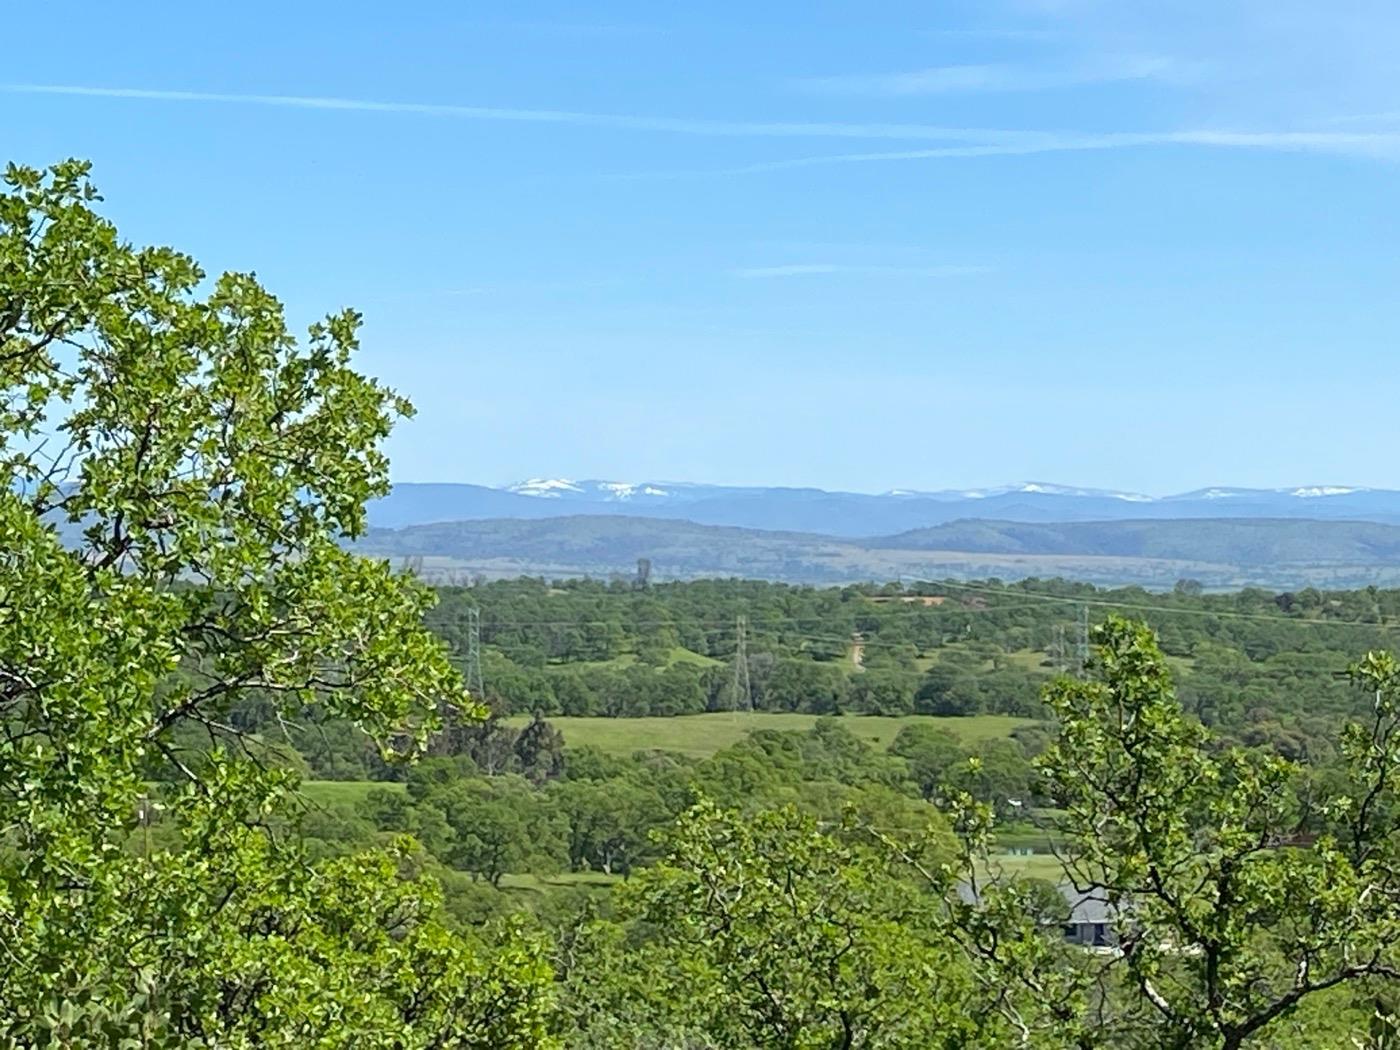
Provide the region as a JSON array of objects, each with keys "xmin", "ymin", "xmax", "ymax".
[{"xmin": 10, "ymin": 160, "xmax": 1400, "ymax": 1048}]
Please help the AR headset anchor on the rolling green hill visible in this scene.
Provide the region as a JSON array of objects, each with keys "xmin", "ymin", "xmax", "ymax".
[{"xmin": 873, "ymin": 517, "xmax": 1400, "ymax": 564}]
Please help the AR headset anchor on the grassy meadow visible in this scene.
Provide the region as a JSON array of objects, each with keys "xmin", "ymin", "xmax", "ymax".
[{"xmin": 501, "ymin": 711, "xmax": 1032, "ymax": 759}]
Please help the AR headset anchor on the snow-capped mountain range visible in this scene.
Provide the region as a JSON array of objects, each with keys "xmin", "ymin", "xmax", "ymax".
[
  {"xmin": 503, "ymin": 478, "xmax": 1370, "ymax": 505},
  {"xmin": 507, "ymin": 478, "xmax": 678, "ymax": 501},
  {"xmin": 506, "ymin": 477, "xmax": 1163, "ymax": 502},
  {"xmin": 365, "ymin": 478, "xmax": 1398, "ymax": 537}
]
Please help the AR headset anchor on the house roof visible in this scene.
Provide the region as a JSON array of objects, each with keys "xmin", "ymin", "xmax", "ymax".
[
  {"xmin": 956, "ymin": 881, "xmax": 1122, "ymax": 926},
  {"xmin": 1063, "ymin": 887, "xmax": 1116, "ymax": 926}
]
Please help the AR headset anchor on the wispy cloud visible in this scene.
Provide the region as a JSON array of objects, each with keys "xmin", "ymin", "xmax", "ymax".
[
  {"xmin": 734, "ymin": 264, "xmax": 990, "ymax": 279},
  {"xmin": 796, "ymin": 55, "xmax": 1181, "ymax": 97},
  {"xmin": 0, "ymin": 83, "xmax": 1054, "ymax": 146},
  {"xmin": 9, "ymin": 83, "xmax": 1400, "ymax": 172},
  {"xmin": 666, "ymin": 128, "xmax": 1400, "ymax": 177},
  {"xmin": 1171, "ymin": 129, "xmax": 1400, "ymax": 154}
]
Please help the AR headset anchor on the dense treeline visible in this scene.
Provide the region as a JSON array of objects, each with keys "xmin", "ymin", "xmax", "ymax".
[
  {"xmin": 298, "ymin": 717, "xmax": 1024, "ymax": 902},
  {"xmin": 420, "ymin": 575, "xmax": 1397, "ymax": 741},
  {"xmin": 243, "ymin": 573, "xmax": 1400, "ymax": 784},
  {"xmin": 283, "ymin": 625, "xmax": 1400, "ymax": 1047}
]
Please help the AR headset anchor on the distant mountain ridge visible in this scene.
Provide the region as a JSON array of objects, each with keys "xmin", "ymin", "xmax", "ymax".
[
  {"xmin": 354, "ymin": 514, "xmax": 1400, "ymax": 591},
  {"xmin": 367, "ymin": 480, "xmax": 1400, "ymax": 537}
]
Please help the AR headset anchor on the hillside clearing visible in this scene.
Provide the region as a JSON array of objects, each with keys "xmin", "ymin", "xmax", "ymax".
[{"xmin": 502, "ymin": 712, "xmax": 1033, "ymax": 758}]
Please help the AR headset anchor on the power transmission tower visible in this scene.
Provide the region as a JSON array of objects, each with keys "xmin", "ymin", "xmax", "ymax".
[
  {"xmin": 732, "ymin": 614, "xmax": 752, "ymax": 712},
  {"xmin": 1051, "ymin": 624, "xmax": 1066, "ymax": 672},
  {"xmin": 1076, "ymin": 605, "xmax": 1090, "ymax": 676},
  {"xmin": 465, "ymin": 607, "xmax": 484, "ymax": 697}
]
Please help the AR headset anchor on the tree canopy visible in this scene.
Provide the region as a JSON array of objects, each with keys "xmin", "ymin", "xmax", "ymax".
[{"xmin": 0, "ymin": 159, "xmax": 553, "ymax": 1047}]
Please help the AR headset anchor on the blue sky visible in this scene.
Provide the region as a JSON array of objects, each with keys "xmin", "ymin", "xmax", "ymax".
[{"xmin": 6, "ymin": 0, "xmax": 1400, "ymax": 495}]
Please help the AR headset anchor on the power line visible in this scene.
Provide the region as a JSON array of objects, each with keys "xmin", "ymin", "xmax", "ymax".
[
  {"xmin": 418, "ymin": 599, "xmax": 1177, "ymax": 633},
  {"xmin": 1051, "ymin": 625, "xmax": 1067, "ymax": 673},
  {"xmin": 420, "ymin": 585, "xmax": 1395, "ymax": 695},
  {"xmin": 918, "ymin": 579, "xmax": 1400, "ymax": 632},
  {"xmin": 425, "ymin": 617, "xmax": 1373, "ymax": 676},
  {"xmin": 424, "ymin": 623, "xmax": 1390, "ymax": 676},
  {"xmin": 422, "ymin": 595, "xmax": 1400, "ymax": 634},
  {"xmin": 440, "ymin": 632, "xmax": 1357, "ymax": 688},
  {"xmin": 1077, "ymin": 605, "xmax": 1089, "ymax": 677}
]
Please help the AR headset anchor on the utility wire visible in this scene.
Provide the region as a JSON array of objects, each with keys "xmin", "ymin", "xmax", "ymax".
[{"xmin": 424, "ymin": 590, "xmax": 1400, "ymax": 633}]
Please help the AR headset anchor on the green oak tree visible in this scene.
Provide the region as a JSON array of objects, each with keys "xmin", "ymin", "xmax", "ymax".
[
  {"xmin": 888, "ymin": 722, "xmax": 965, "ymax": 799},
  {"xmin": 0, "ymin": 160, "xmax": 555, "ymax": 1047},
  {"xmin": 551, "ymin": 776, "xmax": 664, "ymax": 875},
  {"xmin": 614, "ymin": 799, "xmax": 1052, "ymax": 1049},
  {"xmin": 1037, "ymin": 616, "xmax": 1400, "ymax": 1047}
]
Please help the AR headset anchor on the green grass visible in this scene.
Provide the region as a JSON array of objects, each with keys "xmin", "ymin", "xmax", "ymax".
[
  {"xmin": 994, "ymin": 828, "xmax": 1059, "ymax": 852},
  {"xmin": 497, "ymin": 871, "xmax": 621, "ymax": 894},
  {"xmin": 559, "ymin": 646, "xmax": 720, "ymax": 672},
  {"xmin": 665, "ymin": 646, "xmax": 722, "ymax": 668},
  {"xmin": 300, "ymin": 780, "xmax": 405, "ymax": 807},
  {"xmin": 1004, "ymin": 648, "xmax": 1053, "ymax": 672},
  {"xmin": 503, "ymin": 712, "xmax": 1033, "ymax": 759},
  {"xmin": 981, "ymin": 852, "xmax": 1067, "ymax": 880},
  {"xmin": 567, "ymin": 652, "xmax": 638, "ymax": 671}
]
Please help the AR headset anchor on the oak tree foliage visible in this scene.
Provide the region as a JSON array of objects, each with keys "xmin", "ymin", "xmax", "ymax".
[{"xmin": 0, "ymin": 160, "xmax": 554, "ymax": 1047}]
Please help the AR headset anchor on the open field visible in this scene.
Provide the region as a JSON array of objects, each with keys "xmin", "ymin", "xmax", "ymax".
[
  {"xmin": 1004, "ymin": 648, "xmax": 1051, "ymax": 672},
  {"xmin": 982, "ymin": 852, "xmax": 1067, "ymax": 880},
  {"xmin": 498, "ymin": 871, "xmax": 621, "ymax": 895},
  {"xmin": 566, "ymin": 645, "xmax": 723, "ymax": 673},
  {"xmin": 502, "ymin": 712, "xmax": 1033, "ymax": 758},
  {"xmin": 666, "ymin": 646, "xmax": 723, "ymax": 668}
]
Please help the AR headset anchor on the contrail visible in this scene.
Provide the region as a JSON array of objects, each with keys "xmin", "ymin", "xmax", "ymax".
[
  {"xmin": 0, "ymin": 83, "xmax": 1058, "ymax": 145},
  {"xmin": 9, "ymin": 83, "xmax": 1396, "ymax": 170}
]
